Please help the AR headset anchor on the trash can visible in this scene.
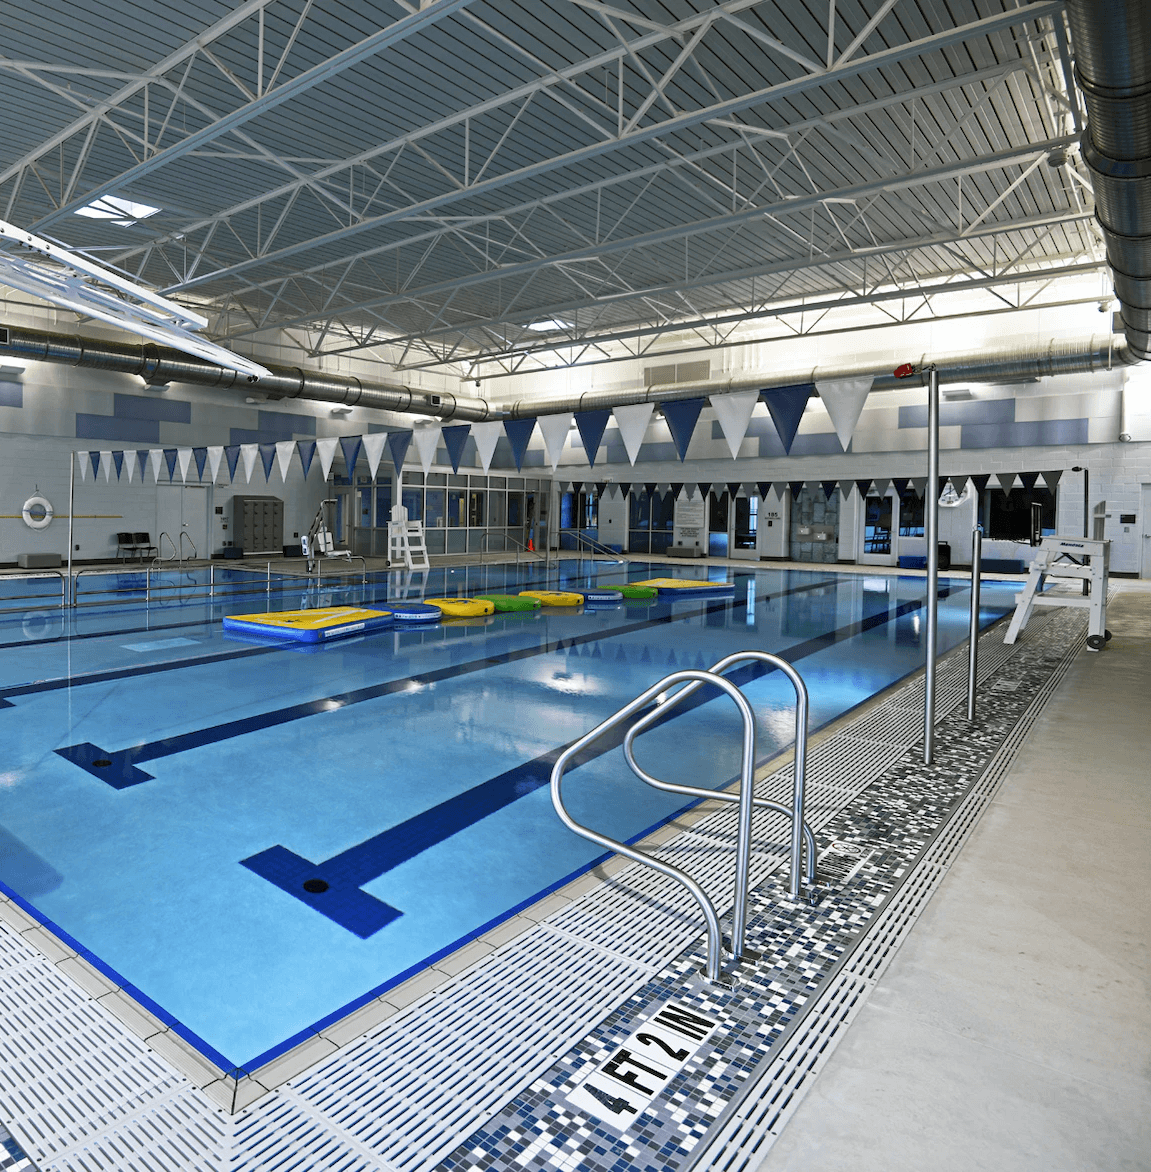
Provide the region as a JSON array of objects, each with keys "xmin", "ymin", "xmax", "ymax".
[{"xmin": 938, "ymin": 541, "xmax": 951, "ymax": 570}]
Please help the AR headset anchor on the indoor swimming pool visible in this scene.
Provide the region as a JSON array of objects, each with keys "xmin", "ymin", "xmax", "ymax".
[{"xmin": 0, "ymin": 561, "xmax": 1021, "ymax": 1075}]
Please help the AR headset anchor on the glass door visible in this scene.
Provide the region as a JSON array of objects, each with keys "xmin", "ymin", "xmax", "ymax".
[
  {"xmin": 860, "ymin": 493, "xmax": 897, "ymax": 565},
  {"xmin": 707, "ymin": 491, "xmax": 729, "ymax": 557},
  {"xmin": 732, "ymin": 495, "xmax": 758, "ymax": 561}
]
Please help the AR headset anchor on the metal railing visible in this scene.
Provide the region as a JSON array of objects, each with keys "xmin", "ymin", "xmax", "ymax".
[
  {"xmin": 551, "ymin": 652, "xmax": 816, "ymax": 983},
  {"xmin": 0, "ymin": 570, "xmax": 68, "ymax": 614},
  {"xmin": 179, "ymin": 531, "xmax": 198, "ymax": 562},
  {"xmin": 479, "ymin": 530, "xmax": 553, "ymax": 569},
  {"xmin": 566, "ymin": 531, "xmax": 628, "ymax": 561},
  {"xmin": 967, "ymin": 525, "xmax": 983, "ymax": 721}
]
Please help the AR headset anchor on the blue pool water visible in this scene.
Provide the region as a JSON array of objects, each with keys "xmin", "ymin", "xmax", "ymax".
[{"xmin": 0, "ymin": 561, "xmax": 1020, "ymax": 1072}]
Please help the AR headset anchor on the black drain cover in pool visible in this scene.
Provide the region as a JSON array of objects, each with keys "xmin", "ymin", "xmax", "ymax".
[
  {"xmin": 92, "ymin": 759, "xmax": 112, "ymax": 768},
  {"xmin": 303, "ymin": 878, "xmax": 329, "ymax": 894}
]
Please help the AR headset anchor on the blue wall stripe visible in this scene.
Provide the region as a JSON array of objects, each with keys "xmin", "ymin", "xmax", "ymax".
[
  {"xmin": 75, "ymin": 414, "xmax": 159, "ymax": 442},
  {"xmin": 113, "ymin": 393, "xmax": 191, "ymax": 423},
  {"xmin": 0, "ymin": 381, "xmax": 23, "ymax": 408},
  {"xmin": 899, "ymin": 398, "xmax": 1015, "ymax": 428},
  {"xmin": 960, "ymin": 418, "xmax": 1088, "ymax": 449}
]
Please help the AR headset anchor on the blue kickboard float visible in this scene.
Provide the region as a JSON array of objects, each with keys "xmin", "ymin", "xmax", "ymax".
[
  {"xmin": 388, "ymin": 602, "xmax": 443, "ymax": 624},
  {"xmin": 222, "ymin": 606, "xmax": 394, "ymax": 644}
]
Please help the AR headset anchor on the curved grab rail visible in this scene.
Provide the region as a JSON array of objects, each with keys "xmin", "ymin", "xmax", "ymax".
[
  {"xmin": 552, "ymin": 668, "xmax": 758, "ymax": 983},
  {"xmin": 178, "ymin": 530, "xmax": 198, "ymax": 561},
  {"xmin": 151, "ymin": 531, "xmax": 178, "ymax": 569},
  {"xmin": 623, "ymin": 651, "xmax": 816, "ymax": 912}
]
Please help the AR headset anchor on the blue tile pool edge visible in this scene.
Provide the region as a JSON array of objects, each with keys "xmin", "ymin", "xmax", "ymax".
[{"xmin": 0, "ymin": 600, "xmax": 1019, "ymax": 1085}]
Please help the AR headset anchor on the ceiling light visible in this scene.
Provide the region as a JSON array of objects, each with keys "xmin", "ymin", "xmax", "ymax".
[
  {"xmin": 75, "ymin": 195, "xmax": 161, "ymax": 226},
  {"xmin": 0, "ymin": 363, "xmax": 24, "ymax": 378},
  {"xmin": 330, "ymin": 406, "xmax": 352, "ymax": 416},
  {"xmin": 526, "ymin": 319, "xmax": 570, "ymax": 332}
]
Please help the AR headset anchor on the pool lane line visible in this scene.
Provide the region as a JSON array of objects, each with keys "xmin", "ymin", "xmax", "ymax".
[
  {"xmin": 54, "ymin": 578, "xmax": 841, "ymax": 788},
  {"xmin": 239, "ymin": 586, "xmax": 959, "ymax": 940}
]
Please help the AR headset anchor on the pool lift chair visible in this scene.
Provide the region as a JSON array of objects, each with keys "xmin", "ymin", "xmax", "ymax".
[
  {"xmin": 303, "ymin": 498, "xmax": 354, "ymax": 574},
  {"xmin": 551, "ymin": 651, "xmax": 819, "ymax": 984}
]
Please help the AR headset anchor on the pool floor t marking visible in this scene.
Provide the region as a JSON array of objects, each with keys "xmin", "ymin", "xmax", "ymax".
[
  {"xmin": 239, "ymin": 589, "xmax": 952, "ymax": 937},
  {"xmin": 55, "ymin": 578, "xmax": 837, "ymax": 787}
]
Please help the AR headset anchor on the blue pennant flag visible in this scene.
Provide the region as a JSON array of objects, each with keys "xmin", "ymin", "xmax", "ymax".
[
  {"xmin": 258, "ymin": 442, "xmax": 277, "ymax": 481},
  {"xmin": 112, "ymin": 451, "xmax": 124, "ymax": 480},
  {"xmin": 224, "ymin": 445, "xmax": 241, "ymax": 481},
  {"xmin": 761, "ymin": 384, "xmax": 814, "ymax": 454},
  {"xmin": 163, "ymin": 449, "xmax": 178, "ymax": 481},
  {"xmin": 441, "ymin": 424, "xmax": 471, "ymax": 473},
  {"xmin": 788, "ymin": 480, "xmax": 806, "ymax": 500},
  {"xmin": 660, "ymin": 398, "xmax": 705, "ymax": 462},
  {"xmin": 892, "ymin": 477, "xmax": 911, "ymax": 497},
  {"xmin": 89, "ymin": 451, "xmax": 101, "ymax": 479},
  {"xmin": 136, "ymin": 450, "xmax": 150, "ymax": 481},
  {"xmin": 388, "ymin": 430, "xmax": 412, "ymax": 476},
  {"xmin": 822, "ymin": 480, "xmax": 838, "ymax": 500},
  {"xmin": 757, "ymin": 481, "xmax": 772, "ymax": 500},
  {"xmin": 503, "ymin": 418, "xmax": 536, "ymax": 472},
  {"xmin": 192, "ymin": 447, "xmax": 208, "ymax": 481},
  {"xmin": 574, "ymin": 409, "xmax": 611, "ymax": 467},
  {"xmin": 297, "ymin": 440, "xmax": 316, "ymax": 478},
  {"xmin": 339, "ymin": 435, "xmax": 362, "ymax": 479}
]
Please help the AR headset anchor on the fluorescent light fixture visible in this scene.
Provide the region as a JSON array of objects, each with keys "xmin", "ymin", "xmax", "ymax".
[
  {"xmin": 526, "ymin": 319, "xmax": 570, "ymax": 332},
  {"xmin": 75, "ymin": 195, "xmax": 161, "ymax": 226},
  {"xmin": 0, "ymin": 363, "xmax": 24, "ymax": 378}
]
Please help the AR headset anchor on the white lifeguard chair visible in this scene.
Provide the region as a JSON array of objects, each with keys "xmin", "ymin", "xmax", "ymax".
[
  {"xmin": 388, "ymin": 505, "xmax": 429, "ymax": 570},
  {"xmin": 1004, "ymin": 535, "xmax": 1111, "ymax": 651}
]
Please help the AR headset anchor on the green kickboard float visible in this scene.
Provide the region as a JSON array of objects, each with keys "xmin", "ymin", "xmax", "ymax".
[
  {"xmin": 474, "ymin": 593, "xmax": 542, "ymax": 612},
  {"xmin": 619, "ymin": 584, "xmax": 658, "ymax": 600}
]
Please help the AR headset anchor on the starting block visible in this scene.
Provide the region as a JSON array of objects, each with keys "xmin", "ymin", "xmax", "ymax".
[{"xmin": 1003, "ymin": 535, "xmax": 1111, "ymax": 651}]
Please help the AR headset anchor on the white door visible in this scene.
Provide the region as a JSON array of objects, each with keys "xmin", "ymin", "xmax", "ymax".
[
  {"xmin": 1142, "ymin": 484, "xmax": 1151, "ymax": 579},
  {"xmin": 156, "ymin": 484, "xmax": 209, "ymax": 560}
]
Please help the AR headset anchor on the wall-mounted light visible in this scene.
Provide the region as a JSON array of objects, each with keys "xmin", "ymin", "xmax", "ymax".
[
  {"xmin": 330, "ymin": 406, "xmax": 352, "ymax": 416},
  {"xmin": 245, "ymin": 396, "xmax": 261, "ymax": 404},
  {"xmin": 0, "ymin": 363, "xmax": 25, "ymax": 378},
  {"xmin": 143, "ymin": 381, "xmax": 168, "ymax": 392}
]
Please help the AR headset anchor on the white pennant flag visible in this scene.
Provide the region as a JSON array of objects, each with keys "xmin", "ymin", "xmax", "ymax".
[
  {"xmin": 124, "ymin": 450, "xmax": 135, "ymax": 483},
  {"xmin": 315, "ymin": 437, "xmax": 339, "ymax": 480},
  {"xmin": 612, "ymin": 403, "xmax": 654, "ymax": 466},
  {"xmin": 709, "ymin": 391, "xmax": 760, "ymax": 460},
  {"xmin": 362, "ymin": 433, "xmax": 388, "ymax": 478},
  {"xmin": 100, "ymin": 450, "xmax": 112, "ymax": 481},
  {"xmin": 177, "ymin": 448, "xmax": 193, "ymax": 483},
  {"xmin": 413, "ymin": 425, "xmax": 442, "ymax": 473},
  {"xmin": 815, "ymin": 376, "xmax": 873, "ymax": 451},
  {"xmin": 275, "ymin": 440, "xmax": 295, "ymax": 481},
  {"xmin": 240, "ymin": 443, "xmax": 259, "ymax": 483},
  {"xmin": 537, "ymin": 412, "xmax": 572, "ymax": 472},
  {"xmin": 149, "ymin": 449, "xmax": 164, "ymax": 482},
  {"xmin": 207, "ymin": 446, "xmax": 224, "ymax": 483},
  {"xmin": 77, "ymin": 452, "xmax": 88, "ymax": 481},
  {"xmin": 470, "ymin": 421, "xmax": 504, "ymax": 473}
]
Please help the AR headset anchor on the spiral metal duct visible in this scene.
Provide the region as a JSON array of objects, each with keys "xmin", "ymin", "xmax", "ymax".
[{"xmin": 1066, "ymin": 0, "xmax": 1151, "ymax": 360}]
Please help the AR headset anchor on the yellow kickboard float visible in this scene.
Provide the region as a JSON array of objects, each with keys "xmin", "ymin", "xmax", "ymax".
[
  {"xmin": 426, "ymin": 597, "xmax": 496, "ymax": 617},
  {"xmin": 632, "ymin": 577, "xmax": 736, "ymax": 596},
  {"xmin": 223, "ymin": 605, "xmax": 393, "ymax": 643},
  {"xmin": 519, "ymin": 590, "xmax": 584, "ymax": 607}
]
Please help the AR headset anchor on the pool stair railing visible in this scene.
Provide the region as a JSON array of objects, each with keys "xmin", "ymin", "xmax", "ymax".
[{"xmin": 550, "ymin": 651, "xmax": 817, "ymax": 984}]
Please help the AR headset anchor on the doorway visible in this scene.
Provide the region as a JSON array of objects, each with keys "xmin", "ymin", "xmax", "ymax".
[
  {"xmin": 860, "ymin": 492, "xmax": 898, "ymax": 566},
  {"xmin": 708, "ymin": 491, "xmax": 729, "ymax": 557},
  {"xmin": 156, "ymin": 484, "xmax": 209, "ymax": 560},
  {"xmin": 1141, "ymin": 484, "xmax": 1151, "ymax": 578}
]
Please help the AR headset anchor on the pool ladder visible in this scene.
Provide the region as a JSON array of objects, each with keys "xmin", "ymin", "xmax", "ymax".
[{"xmin": 551, "ymin": 652, "xmax": 818, "ymax": 984}]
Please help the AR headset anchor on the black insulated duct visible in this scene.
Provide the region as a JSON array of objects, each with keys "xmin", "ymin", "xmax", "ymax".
[{"xmin": 1067, "ymin": 0, "xmax": 1151, "ymax": 360}]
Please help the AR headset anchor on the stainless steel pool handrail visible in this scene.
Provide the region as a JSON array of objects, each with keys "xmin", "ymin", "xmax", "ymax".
[
  {"xmin": 967, "ymin": 525, "xmax": 983, "ymax": 721},
  {"xmin": 551, "ymin": 668, "xmax": 759, "ymax": 983},
  {"xmin": 151, "ymin": 531, "xmax": 178, "ymax": 570},
  {"xmin": 179, "ymin": 530, "xmax": 198, "ymax": 562},
  {"xmin": 479, "ymin": 530, "xmax": 551, "ymax": 569},
  {"xmin": 0, "ymin": 570, "xmax": 67, "ymax": 613},
  {"xmin": 571, "ymin": 531, "xmax": 628, "ymax": 561},
  {"xmin": 623, "ymin": 651, "xmax": 816, "ymax": 915}
]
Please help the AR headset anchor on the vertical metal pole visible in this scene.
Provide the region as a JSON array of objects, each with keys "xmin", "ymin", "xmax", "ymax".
[
  {"xmin": 146, "ymin": 568, "xmax": 150, "ymax": 604},
  {"xmin": 210, "ymin": 562, "xmax": 215, "ymax": 597},
  {"xmin": 967, "ymin": 526, "xmax": 983, "ymax": 721},
  {"xmin": 924, "ymin": 365, "xmax": 940, "ymax": 765},
  {"xmin": 66, "ymin": 451, "xmax": 75, "ymax": 607},
  {"xmin": 788, "ymin": 682, "xmax": 809, "ymax": 903},
  {"xmin": 1082, "ymin": 467, "xmax": 1090, "ymax": 596},
  {"xmin": 730, "ymin": 706, "xmax": 757, "ymax": 959}
]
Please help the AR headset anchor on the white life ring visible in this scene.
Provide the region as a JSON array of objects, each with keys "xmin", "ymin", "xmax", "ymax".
[{"xmin": 22, "ymin": 494, "xmax": 54, "ymax": 529}]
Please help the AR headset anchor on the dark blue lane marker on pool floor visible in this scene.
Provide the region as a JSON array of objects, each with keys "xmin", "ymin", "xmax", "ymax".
[
  {"xmin": 55, "ymin": 578, "xmax": 836, "ymax": 788},
  {"xmin": 241, "ymin": 588, "xmax": 956, "ymax": 937}
]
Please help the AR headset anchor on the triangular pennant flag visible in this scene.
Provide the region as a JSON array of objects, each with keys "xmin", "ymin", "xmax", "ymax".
[
  {"xmin": 470, "ymin": 421, "xmax": 503, "ymax": 473},
  {"xmin": 296, "ymin": 440, "xmax": 315, "ymax": 479},
  {"xmin": 950, "ymin": 474, "xmax": 971, "ymax": 494},
  {"xmin": 412, "ymin": 426, "xmax": 441, "ymax": 473},
  {"xmin": 441, "ymin": 424, "xmax": 471, "ymax": 473},
  {"xmin": 315, "ymin": 437, "xmax": 339, "ymax": 481},
  {"xmin": 661, "ymin": 398, "xmax": 704, "ymax": 461},
  {"xmin": 709, "ymin": 390, "xmax": 760, "ymax": 460},
  {"xmin": 224, "ymin": 445, "xmax": 241, "ymax": 481},
  {"xmin": 1018, "ymin": 471, "xmax": 1040, "ymax": 491},
  {"xmin": 855, "ymin": 479, "xmax": 874, "ymax": 498},
  {"xmin": 387, "ymin": 430, "xmax": 412, "ymax": 476},
  {"xmin": 613, "ymin": 403, "xmax": 654, "ymax": 466},
  {"xmin": 163, "ymin": 449, "xmax": 178, "ymax": 481},
  {"xmin": 892, "ymin": 477, "xmax": 910, "ymax": 497},
  {"xmin": 112, "ymin": 451, "xmax": 124, "ymax": 480},
  {"xmin": 77, "ymin": 451, "xmax": 88, "ymax": 481},
  {"xmin": 240, "ymin": 443, "xmax": 259, "ymax": 483},
  {"xmin": 822, "ymin": 480, "xmax": 838, "ymax": 500},
  {"xmin": 258, "ymin": 442, "xmax": 276, "ymax": 481},
  {"xmin": 135, "ymin": 450, "xmax": 149, "ymax": 482},
  {"xmin": 275, "ymin": 440, "xmax": 295, "ymax": 481},
  {"xmin": 207, "ymin": 446, "xmax": 224, "ymax": 483},
  {"xmin": 910, "ymin": 476, "xmax": 927, "ymax": 498},
  {"xmin": 644, "ymin": 483, "xmax": 658, "ymax": 497},
  {"xmin": 815, "ymin": 376, "xmax": 873, "ymax": 451},
  {"xmin": 788, "ymin": 480, "xmax": 806, "ymax": 500},
  {"xmin": 100, "ymin": 450, "xmax": 112, "ymax": 481},
  {"xmin": 124, "ymin": 450, "xmax": 135, "ymax": 483},
  {"xmin": 994, "ymin": 472, "xmax": 1017, "ymax": 493},
  {"xmin": 616, "ymin": 483, "xmax": 631, "ymax": 499},
  {"xmin": 595, "ymin": 481, "xmax": 607, "ymax": 500},
  {"xmin": 361, "ymin": 433, "xmax": 388, "ymax": 479},
  {"xmin": 89, "ymin": 451, "xmax": 100, "ymax": 479},
  {"xmin": 727, "ymin": 482, "xmax": 742, "ymax": 498},
  {"xmin": 503, "ymin": 419, "xmax": 536, "ymax": 472},
  {"xmin": 873, "ymin": 478, "xmax": 891, "ymax": 498},
  {"xmin": 669, "ymin": 482, "xmax": 684, "ymax": 499},
  {"xmin": 761, "ymin": 383, "xmax": 814, "ymax": 454},
  {"xmin": 969, "ymin": 473, "xmax": 991, "ymax": 496},
  {"xmin": 1041, "ymin": 469, "xmax": 1063, "ymax": 490},
  {"xmin": 193, "ymin": 447, "xmax": 208, "ymax": 482},
  {"xmin": 772, "ymin": 481, "xmax": 788, "ymax": 500},
  {"xmin": 574, "ymin": 409, "xmax": 611, "ymax": 467},
  {"xmin": 339, "ymin": 435, "xmax": 362, "ymax": 479},
  {"xmin": 695, "ymin": 483, "xmax": 711, "ymax": 500},
  {"xmin": 839, "ymin": 479, "xmax": 856, "ymax": 499},
  {"xmin": 537, "ymin": 413, "xmax": 572, "ymax": 472},
  {"xmin": 757, "ymin": 481, "xmax": 772, "ymax": 500},
  {"xmin": 149, "ymin": 449, "xmax": 164, "ymax": 483},
  {"xmin": 177, "ymin": 448, "xmax": 193, "ymax": 483}
]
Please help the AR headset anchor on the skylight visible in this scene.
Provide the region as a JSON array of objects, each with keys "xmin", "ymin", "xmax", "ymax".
[
  {"xmin": 526, "ymin": 318, "xmax": 570, "ymax": 332},
  {"xmin": 75, "ymin": 195, "xmax": 161, "ymax": 226}
]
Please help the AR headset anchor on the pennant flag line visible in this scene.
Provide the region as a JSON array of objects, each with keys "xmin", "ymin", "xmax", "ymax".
[
  {"xmin": 441, "ymin": 424, "xmax": 471, "ymax": 474},
  {"xmin": 177, "ymin": 447, "xmax": 193, "ymax": 483},
  {"xmin": 164, "ymin": 449, "xmax": 179, "ymax": 482},
  {"xmin": 387, "ymin": 430, "xmax": 412, "ymax": 477},
  {"xmin": 316, "ymin": 437, "xmax": 339, "ymax": 481},
  {"xmin": 296, "ymin": 440, "xmax": 314, "ymax": 479},
  {"xmin": 339, "ymin": 434, "xmax": 363, "ymax": 479},
  {"xmin": 258, "ymin": 442, "xmax": 276, "ymax": 482},
  {"xmin": 413, "ymin": 426, "xmax": 441, "ymax": 474},
  {"xmin": 574, "ymin": 409, "xmax": 611, "ymax": 468},
  {"xmin": 275, "ymin": 441, "xmax": 295, "ymax": 482},
  {"xmin": 193, "ymin": 447, "xmax": 208, "ymax": 482},
  {"xmin": 470, "ymin": 421, "xmax": 503, "ymax": 473},
  {"xmin": 537, "ymin": 413, "xmax": 572, "ymax": 472},
  {"xmin": 361, "ymin": 433, "xmax": 388, "ymax": 479},
  {"xmin": 710, "ymin": 390, "xmax": 759, "ymax": 460},
  {"xmin": 124, "ymin": 450, "xmax": 135, "ymax": 483},
  {"xmin": 208, "ymin": 446, "xmax": 224, "ymax": 483},
  {"xmin": 100, "ymin": 450, "xmax": 113, "ymax": 482},
  {"xmin": 503, "ymin": 418, "xmax": 536, "ymax": 472},
  {"xmin": 613, "ymin": 402, "xmax": 654, "ymax": 465},
  {"xmin": 762, "ymin": 383, "xmax": 813, "ymax": 454},
  {"xmin": 661, "ymin": 398, "xmax": 704, "ymax": 462},
  {"xmin": 814, "ymin": 376, "xmax": 872, "ymax": 451}
]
